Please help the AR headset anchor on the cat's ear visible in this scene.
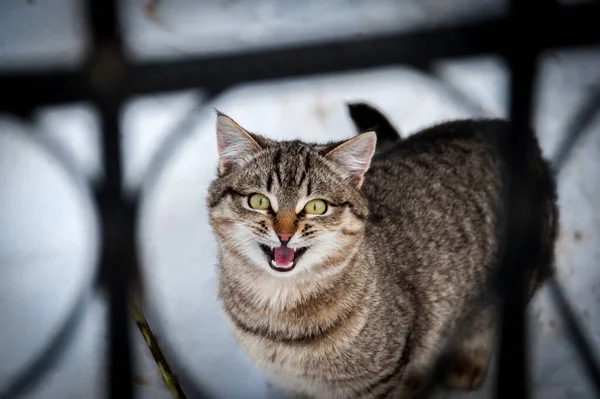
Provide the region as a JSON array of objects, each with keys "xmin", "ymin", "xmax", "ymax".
[
  {"xmin": 325, "ymin": 131, "xmax": 377, "ymax": 189},
  {"xmin": 216, "ymin": 111, "xmax": 262, "ymax": 175}
]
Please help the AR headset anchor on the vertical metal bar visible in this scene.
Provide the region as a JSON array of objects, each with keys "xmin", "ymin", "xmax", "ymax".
[
  {"xmin": 96, "ymin": 101, "xmax": 135, "ymax": 399},
  {"xmin": 84, "ymin": 0, "xmax": 135, "ymax": 398},
  {"xmin": 494, "ymin": 68, "xmax": 536, "ymax": 398},
  {"xmin": 495, "ymin": 1, "xmax": 544, "ymax": 398},
  {"xmin": 87, "ymin": 0, "xmax": 121, "ymax": 49}
]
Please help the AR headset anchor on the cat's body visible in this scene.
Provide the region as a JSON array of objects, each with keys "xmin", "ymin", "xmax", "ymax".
[{"xmin": 208, "ymin": 114, "xmax": 558, "ymax": 399}]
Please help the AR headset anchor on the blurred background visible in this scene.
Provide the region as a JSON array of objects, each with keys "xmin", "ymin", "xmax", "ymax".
[{"xmin": 0, "ymin": 1, "xmax": 599, "ymax": 398}]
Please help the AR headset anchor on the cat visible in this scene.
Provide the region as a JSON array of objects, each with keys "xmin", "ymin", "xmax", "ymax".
[{"xmin": 207, "ymin": 109, "xmax": 558, "ymax": 399}]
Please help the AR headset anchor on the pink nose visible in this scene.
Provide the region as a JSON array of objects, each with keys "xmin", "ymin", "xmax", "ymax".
[{"xmin": 277, "ymin": 232, "xmax": 294, "ymax": 243}]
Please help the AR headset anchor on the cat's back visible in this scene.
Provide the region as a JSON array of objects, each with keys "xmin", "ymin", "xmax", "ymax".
[
  {"xmin": 362, "ymin": 119, "xmax": 554, "ymax": 291},
  {"xmin": 364, "ymin": 118, "xmax": 508, "ymax": 238}
]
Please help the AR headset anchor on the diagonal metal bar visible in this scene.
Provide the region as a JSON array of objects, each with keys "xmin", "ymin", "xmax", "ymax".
[
  {"xmin": 0, "ymin": 272, "xmax": 93, "ymax": 399},
  {"xmin": 548, "ymin": 86, "xmax": 600, "ymax": 394},
  {"xmin": 552, "ymin": 88, "xmax": 600, "ymax": 174},
  {"xmin": 548, "ymin": 280, "xmax": 600, "ymax": 393}
]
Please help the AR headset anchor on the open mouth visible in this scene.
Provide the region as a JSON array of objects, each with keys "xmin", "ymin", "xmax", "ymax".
[{"xmin": 260, "ymin": 244, "xmax": 308, "ymax": 272}]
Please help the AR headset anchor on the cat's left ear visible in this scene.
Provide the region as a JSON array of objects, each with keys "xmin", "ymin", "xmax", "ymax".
[
  {"xmin": 216, "ymin": 112, "xmax": 262, "ymax": 175},
  {"xmin": 325, "ymin": 131, "xmax": 377, "ymax": 189}
]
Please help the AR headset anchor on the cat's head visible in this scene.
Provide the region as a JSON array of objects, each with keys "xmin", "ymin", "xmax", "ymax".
[{"xmin": 207, "ymin": 112, "xmax": 376, "ymax": 278}]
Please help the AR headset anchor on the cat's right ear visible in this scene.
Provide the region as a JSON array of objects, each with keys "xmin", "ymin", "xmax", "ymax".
[
  {"xmin": 324, "ymin": 131, "xmax": 377, "ymax": 189},
  {"xmin": 215, "ymin": 111, "xmax": 262, "ymax": 175}
]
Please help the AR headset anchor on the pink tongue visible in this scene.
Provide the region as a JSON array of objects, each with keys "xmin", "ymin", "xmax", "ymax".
[{"xmin": 274, "ymin": 246, "xmax": 295, "ymax": 266}]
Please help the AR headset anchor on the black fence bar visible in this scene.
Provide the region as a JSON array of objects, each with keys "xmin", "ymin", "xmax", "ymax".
[
  {"xmin": 129, "ymin": 2, "xmax": 600, "ymax": 98},
  {"xmin": 85, "ymin": 0, "xmax": 136, "ymax": 398},
  {"xmin": 95, "ymin": 99, "xmax": 136, "ymax": 399},
  {"xmin": 494, "ymin": 0, "xmax": 540, "ymax": 396},
  {"xmin": 2, "ymin": 2, "xmax": 600, "ymax": 113}
]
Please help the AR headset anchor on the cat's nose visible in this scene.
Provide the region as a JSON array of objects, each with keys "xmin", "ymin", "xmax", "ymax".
[{"xmin": 277, "ymin": 232, "xmax": 294, "ymax": 243}]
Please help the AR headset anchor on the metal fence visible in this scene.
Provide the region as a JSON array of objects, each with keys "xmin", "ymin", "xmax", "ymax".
[{"xmin": 1, "ymin": 0, "xmax": 600, "ymax": 398}]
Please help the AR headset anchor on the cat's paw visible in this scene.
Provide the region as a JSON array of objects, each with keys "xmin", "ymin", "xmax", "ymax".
[{"xmin": 443, "ymin": 352, "xmax": 489, "ymax": 390}]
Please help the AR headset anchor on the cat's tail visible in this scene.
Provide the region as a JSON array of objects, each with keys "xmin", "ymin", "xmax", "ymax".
[{"xmin": 347, "ymin": 103, "xmax": 402, "ymax": 151}]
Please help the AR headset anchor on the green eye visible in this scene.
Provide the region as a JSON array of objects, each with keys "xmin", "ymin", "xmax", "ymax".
[
  {"xmin": 249, "ymin": 193, "xmax": 271, "ymax": 210},
  {"xmin": 304, "ymin": 199, "xmax": 327, "ymax": 215}
]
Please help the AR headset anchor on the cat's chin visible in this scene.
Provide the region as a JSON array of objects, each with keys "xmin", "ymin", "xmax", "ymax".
[{"xmin": 259, "ymin": 244, "xmax": 308, "ymax": 273}]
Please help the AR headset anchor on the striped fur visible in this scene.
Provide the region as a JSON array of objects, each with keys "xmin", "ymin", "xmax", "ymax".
[{"xmin": 207, "ymin": 115, "xmax": 558, "ymax": 398}]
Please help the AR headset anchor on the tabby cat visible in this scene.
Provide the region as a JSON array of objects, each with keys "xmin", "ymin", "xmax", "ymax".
[{"xmin": 207, "ymin": 108, "xmax": 558, "ymax": 399}]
